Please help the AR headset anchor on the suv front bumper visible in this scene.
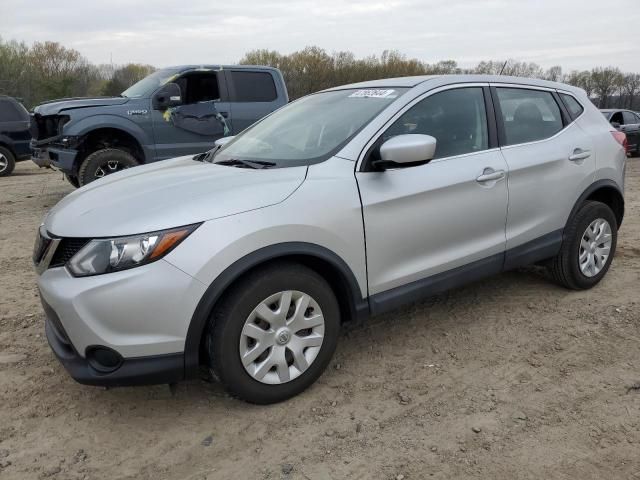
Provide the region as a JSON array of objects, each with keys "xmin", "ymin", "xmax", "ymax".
[
  {"xmin": 37, "ymin": 259, "xmax": 207, "ymax": 387},
  {"xmin": 44, "ymin": 304, "xmax": 184, "ymax": 387}
]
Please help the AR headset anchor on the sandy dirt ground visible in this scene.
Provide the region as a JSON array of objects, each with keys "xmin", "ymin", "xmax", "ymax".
[{"xmin": 1, "ymin": 160, "xmax": 639, "ymax": 480}]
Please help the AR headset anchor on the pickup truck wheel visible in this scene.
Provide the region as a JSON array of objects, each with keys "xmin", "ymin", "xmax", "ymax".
[
  {"xmin": 206, "ymin": 262, "xmax": 340, "ymax": 404},
  {"xmin": 78, "ymin": 148, "xmax": 139, "ymax": 186},
  {"xmin": 64, "ymin": 174, "xmax": 80, "ymax": 188},
  {"xmin": 548, "ymin": 201, "xmax": 617, "ymax": 290},
  {"xmin": 0, "ymin": 146, "xmax": 16, "ymax": 177}
]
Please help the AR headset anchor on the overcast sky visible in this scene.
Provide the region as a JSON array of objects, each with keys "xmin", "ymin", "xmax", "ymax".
[{"xmin": 2, "ymin": 0, "xmax": 639, "ymax": 72}]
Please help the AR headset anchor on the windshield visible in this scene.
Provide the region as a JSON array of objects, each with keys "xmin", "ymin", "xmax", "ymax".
[
  {"xmin": 121, "ymin": 68, "xmax": 180, "ymax": 98},
  {"xmin": 215, "ymin": 88, "xmax": 408, "ymax": 166}
]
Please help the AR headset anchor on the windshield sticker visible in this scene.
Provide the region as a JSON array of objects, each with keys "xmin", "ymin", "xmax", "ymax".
[{"xmin": 349, "ymin": 89, "xmax": 396, "ymax": 98}]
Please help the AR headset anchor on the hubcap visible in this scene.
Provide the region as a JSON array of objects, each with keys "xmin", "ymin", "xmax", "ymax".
[
  {"xmin": 239, "ymin": 290, "xmax": 325, "ymax": 385},
  {"xmin": 579, "ymin": 218, "xmax": 612, "ymax": 277},
  {"xmin": 95, "ymin": 160, "xmax": 127, "ymax": 178},
  {"xmin": 0, "ymin": 153, "xmax": 7, "ymax": 172}
]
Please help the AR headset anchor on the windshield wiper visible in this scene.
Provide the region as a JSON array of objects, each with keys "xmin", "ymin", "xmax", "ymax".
[
  {"xmin": 214, "ymin": 159, "xmax": 276, "ymax": 169},
  {"xmin": 194, "ymin": 145, "xmax": 222, "ymax": 163}
]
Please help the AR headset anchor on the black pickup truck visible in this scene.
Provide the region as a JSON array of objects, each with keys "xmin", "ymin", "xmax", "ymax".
[{"xmin": 0, "ymin": 95, "xmax": 31, "ymax": 176}]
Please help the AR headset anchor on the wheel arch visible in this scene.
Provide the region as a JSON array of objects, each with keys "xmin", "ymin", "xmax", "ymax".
[
  {"xmin": 183, "ymin": 242, "xmax": 369, "ymax": 378},
  {"xmin": 75, "ymin": 127, "xmax": 146, "ymax": 171},
  {"xmin": 0, "ymin": 138, "xmax": 16, "ymax": 157},
  {"xmin": 567, "ymin": 180, "xmax": 625, "ymax": 231}
]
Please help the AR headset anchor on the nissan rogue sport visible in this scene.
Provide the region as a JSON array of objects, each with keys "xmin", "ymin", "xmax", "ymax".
[{"xmin": 34, "ymin": 75, "xmax": 626, "ymax": 404}]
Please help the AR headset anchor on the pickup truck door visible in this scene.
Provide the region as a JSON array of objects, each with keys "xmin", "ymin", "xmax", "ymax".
[
  {"xmin": 150, "ymin": 70, "xmax": 231, "ymax": 161},
  {"xmin": 224, "ymin": 69, "xmax": 285, "ymax": 134}
]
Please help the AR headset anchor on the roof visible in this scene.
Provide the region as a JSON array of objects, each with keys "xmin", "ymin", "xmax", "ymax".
[
  {"xmin": 162, "ymin": 64, "xmax": 281, "ymax": 73},
  {"xmin": 324, "ymin": 74, "xmax": 584, "ymax": 94}
]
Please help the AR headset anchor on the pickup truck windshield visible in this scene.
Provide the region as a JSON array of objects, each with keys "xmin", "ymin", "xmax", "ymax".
[
  {"xmin": 121, "ymin": 68, "xmax": 180, "ymax": 98},
  {"xmin": 215, "ymin": 88, "xmax": 408, "ymax": 166}
]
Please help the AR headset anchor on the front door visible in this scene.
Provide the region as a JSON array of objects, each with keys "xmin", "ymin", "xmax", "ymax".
[
  {"xmin": 356, "ymin": 86, "xmax": 509, "ymax": 303},
  {"xmin": 151, "ymin": 70, "xmax": 231, "ymax": 160}
]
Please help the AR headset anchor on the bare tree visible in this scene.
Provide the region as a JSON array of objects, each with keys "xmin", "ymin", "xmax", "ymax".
[{"xmin": 590, "ymin": 67, "xmax": 624, "ymax": 108}]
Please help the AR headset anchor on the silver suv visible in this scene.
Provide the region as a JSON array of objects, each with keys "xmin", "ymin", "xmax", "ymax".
[{"xmin": 34, "ymin": 75, "xmax": 626, "ymax": 403}]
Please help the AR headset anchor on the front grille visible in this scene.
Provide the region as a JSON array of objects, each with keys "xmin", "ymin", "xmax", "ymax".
[
  {"xmin": 50, "ymin": 238, "xmax": 90, "ymax": 268},
  {"xmin": 30, "ymin": 114, "xmax": 67, "ymax": 141}
]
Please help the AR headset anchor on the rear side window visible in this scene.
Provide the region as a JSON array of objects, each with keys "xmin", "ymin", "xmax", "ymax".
[
  {"xmin": 496, "ymin": 88, "xmax": 563, "ymax": 146},
  {"xmin": 623, "ymin": 111, "xmax": 638, "ymax": 125},
  {"xmin": 381, "ymin": 87, "xmax": 489, "ymax": 159},
  {"xmin": 559, "ymin": 93, "xmax": 584, "ymax": 120},
  {"xmin": 0, "ymin": 99, "xmax": 28, "ymax": 122},
  {"xmin": 230, "ymin": 71, "xmax": 277, "ymax": 102}
]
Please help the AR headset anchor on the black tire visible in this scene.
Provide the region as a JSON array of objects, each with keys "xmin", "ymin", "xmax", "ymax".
[
  {"xmin": 206, "ymin": 262, "xmax": 340, "ymax": 404},
  {"xmin": 548, "ymin": 200, "xmax": 617, "ymax": 290},
  {"xmin": 78, "ymin": 148, "xmax": 139, "ymax": 186},
  {"xmin": 64, "ymin": 174, "xmax": 80, "ymax": 188},
  {"xmin": 0, "ymin": 146, "xmax": 16, "ymax": 177}
]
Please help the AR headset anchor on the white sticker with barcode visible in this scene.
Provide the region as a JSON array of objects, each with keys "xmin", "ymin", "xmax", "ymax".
[{"xmin": 349, "ymin": 89, "xmax": 396, "ymax": 98}]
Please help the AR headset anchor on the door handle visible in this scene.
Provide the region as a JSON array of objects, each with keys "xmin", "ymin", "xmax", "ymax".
[
  {"xmin": 568, "ymin": 149, "xmax": 591, "ymax": 162},
  {"xmin": 476, "ymin": 168, "xmax": 505, "ymax": 183}
]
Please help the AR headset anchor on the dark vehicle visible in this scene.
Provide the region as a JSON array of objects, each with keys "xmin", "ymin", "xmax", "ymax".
[
  {"xmin": 31, "ymin": 65, "xmax": 288, "ymax": 186},
  {"xmin": 601, "ymin": 109, "xmax": 640, "ymax": 156},
  {"xmin": 0, "ymin": 95, "xmax": 31, "ymax": 177}
]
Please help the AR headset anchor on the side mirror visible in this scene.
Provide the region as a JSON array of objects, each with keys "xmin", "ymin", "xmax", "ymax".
[
  {"xmin": 611, "ymin": 121, "xmax": 621, "ymax": 129},
  {"xmin": 152, "ymin": 83, "xmax": 183, "ymax": 110},
  {"xmin": 214, "ymin": 136, "xmax": 235, "ymax": 147},
  {"xmin": 373, "ymin": 134, "xmax": 437, "ymax": 171}
]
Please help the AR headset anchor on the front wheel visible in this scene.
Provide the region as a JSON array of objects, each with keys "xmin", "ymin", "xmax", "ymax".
[
  {"xmin": 548, "ymin": 200, "xmax": 617, "ymax": 290},
  {"xmin": 206, "ymin": 262, "xmax": 340, "ymax": 404},
  {"xmin": 64, "ymin": 173, "xmax": 80, "ymax": 188},
  {"xmin": 78, "ymin": 148, "xmax": 139, "ymax": 186}
]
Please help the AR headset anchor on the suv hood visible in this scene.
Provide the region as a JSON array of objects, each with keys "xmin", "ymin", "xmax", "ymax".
[
  {"xmin": 44, "ymin": 156, "xmax": 307, "ymax": 237},
  {"xmin": 34, "ymin": 97, "xmax": 130, "ymax": 116}
]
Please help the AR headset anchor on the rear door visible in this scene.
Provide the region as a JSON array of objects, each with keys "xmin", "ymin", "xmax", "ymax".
[
  {"xmin": 224, "ymin": 69, "xmax": 282, "ymax": 134},
  {"xmin": 0, "ymin": 98, "xmax": 31, "ymax": 158},
  {"xmin": 491, "ymin": 85, "xmax": 595, "ymax": 264},
  {"xmin": 356, "ymin": 85, "xmax": 509, "ymax": 301}
]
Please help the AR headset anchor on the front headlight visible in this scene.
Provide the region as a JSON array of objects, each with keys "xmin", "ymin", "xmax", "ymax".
[{"xmin": 67, "ymin": 224, "xmax": 200, "ymax": 277}]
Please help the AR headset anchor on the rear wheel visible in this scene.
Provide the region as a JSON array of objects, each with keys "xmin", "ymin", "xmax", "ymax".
[
  {"xmin": 206, "ymin": 262, "xmax": 340, "ymax": 404},
  {"xmin": 78, "ymin": 148, "xmax": 139, "ymax": 186},
  {"xmin": 0, "ymin": 146, "xmax": 16, "ymax": 177},
  {"xmin": 548, "ymin": 200, "xmax": 617, "ymax": 290}
]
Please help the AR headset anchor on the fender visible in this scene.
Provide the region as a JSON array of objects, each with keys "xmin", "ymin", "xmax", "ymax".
[
  {"xmin": 183, "ymin": 242, "xmax": 368, "ymax": 378},
  {"xmin": 565, "ymin": 179, "xmax": 625, "ymax": 232},
  {"xmin": 64, "ymin": 114, "xmax": 153, "ymax": 152}
]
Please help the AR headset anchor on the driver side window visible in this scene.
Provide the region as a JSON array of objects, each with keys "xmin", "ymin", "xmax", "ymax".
[
  {"xmin": 377, "ymin": 87, "xmax": 489, "ymax": 160},
  {"xmin": 174, "ymin": 71, "xmax": 221, "ymax": 105}
]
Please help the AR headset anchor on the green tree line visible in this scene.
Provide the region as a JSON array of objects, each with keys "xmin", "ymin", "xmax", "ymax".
[{"xmin": 1, "ymin": 38, "xmax": 639, "ymax": 111}]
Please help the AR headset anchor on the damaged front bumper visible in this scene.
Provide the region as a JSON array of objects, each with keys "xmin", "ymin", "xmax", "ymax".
[{"xmin": 31, "ymin": 139, "xmax": 79, "ymax": 173}]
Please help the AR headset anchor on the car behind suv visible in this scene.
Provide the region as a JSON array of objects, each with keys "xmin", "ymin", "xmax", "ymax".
[
  {"xmin": 34, "ymin": 75, "xmax": 626, "ymax": 403},
  {"xmin": 30, "ymin": 65, "xmax": 288, "ymax": 186},
  {"xmin": 601, "ymin": 108, "xmax": 640, "ymax": 156},
  {"xmin": 0, "ymin": 95, "xmax": 31, "ymax": 177}
]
